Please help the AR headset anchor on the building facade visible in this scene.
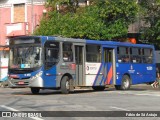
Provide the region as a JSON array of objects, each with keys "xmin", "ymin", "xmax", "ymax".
[{"xmin": 0, "ymin": 0, "xmax": 46, "ymax": 46}]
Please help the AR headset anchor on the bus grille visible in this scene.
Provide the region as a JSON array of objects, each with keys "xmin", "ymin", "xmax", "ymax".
[{"xmin": 12, "ymin": 77, "xmax": 30, "ymax": 80}]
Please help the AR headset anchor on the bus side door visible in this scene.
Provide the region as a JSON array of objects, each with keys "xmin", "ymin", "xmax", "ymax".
[
  {"xmin": 74, "ymin": 44, "xmax": 85, "ymax": 86},
  {"xmin": 103, "ymin": 47, "xmax": 116, "ymax": 85}
]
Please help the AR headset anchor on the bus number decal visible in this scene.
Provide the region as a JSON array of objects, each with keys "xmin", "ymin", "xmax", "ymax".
[{"xmin": 147, "ymin": 66, "xmax": 153, "ymax": 70}]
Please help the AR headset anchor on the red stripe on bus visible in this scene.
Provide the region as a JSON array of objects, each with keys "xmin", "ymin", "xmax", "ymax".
[
  {"xmin": 106, "ymin": 66, "xmax": 113, "ymax": 84},
  {"xmin": 0, "ymin": 66, "xmax": 8, "ymax": 69}
]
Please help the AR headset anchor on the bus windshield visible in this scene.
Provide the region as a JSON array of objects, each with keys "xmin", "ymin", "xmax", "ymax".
[{"xmin": 9, "ymin": 46, "xmax": 42, "ymax": 69}]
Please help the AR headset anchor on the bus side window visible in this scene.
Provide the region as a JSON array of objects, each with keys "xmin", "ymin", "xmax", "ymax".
[
  {"xmin": 86, "ymin": 45, "xmax": 101, "ymax": 63},
  {"xmin": 63, "ymin": 43, "xmax": 73, "ymax": 62},
  {"xmin": 118, "ymin": 56, "xmax": 122, "ymax": 63},
  {"xmin": 44, "ymin": 41, "xmax": 59, "ymax": 69},
  {"xmin": 117, "ymin": 47, "xmax": 130, "ymax": 63},
  {"xmin": 142, "ymin": 48, "xmax": 153, "ymax": 64},
  {"xmin": 131, "ymin": 48, "xmax": 142, "ymax": 63},
  {"xmin": 46, "ymin": 49, "xmax": 52, "ymax": 61},
  {"xmin": 123, "ymin": 56, "xmax": 129, "ymax": 63}
]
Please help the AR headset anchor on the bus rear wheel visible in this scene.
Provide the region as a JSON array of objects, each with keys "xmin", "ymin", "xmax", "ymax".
[
  {"xmin": 115, "ymin": 75, "xmax": 131, "ymax": 90},
  {"xmin": 92, "ymin": 86, "xmax": 105, "ymax": 91},
  {"xmin": 31, "ymin": 87, "xmax": 40, "ymax": 94},
  {"xmin": 121, "ymin": 75, "xmax": 131, "ymax": 90},
  {"xmin": 61, "ymin": 76, "xmax": 71, "ymax": 94}
]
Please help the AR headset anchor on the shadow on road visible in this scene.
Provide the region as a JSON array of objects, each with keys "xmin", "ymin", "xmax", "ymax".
[{"xmin": 9, "ymin": 84, "xmax": 159, "ymax": 96}]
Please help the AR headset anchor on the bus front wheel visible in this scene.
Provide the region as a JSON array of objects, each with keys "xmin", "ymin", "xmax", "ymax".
[
  {"xmin": 31, "ymin": 87, "xmax": 40, "ymax": 94},
  {"xmin": 61, "ymin": 76, "xmax": 71, "ymax": 94}
]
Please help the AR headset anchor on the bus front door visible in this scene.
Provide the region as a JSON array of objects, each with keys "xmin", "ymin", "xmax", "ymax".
[
  {"xmin": 103, "ymin": 48, "xmax": 116, "ymax": 85},
  {"xmin": 74, "ymin": 45, "xmax": 85, "ymax": 86}
]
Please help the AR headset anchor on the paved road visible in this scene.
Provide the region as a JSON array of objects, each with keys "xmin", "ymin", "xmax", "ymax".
[{"xmin": 0, "ymin": 84, "xmax": 159, "ymax": 120}]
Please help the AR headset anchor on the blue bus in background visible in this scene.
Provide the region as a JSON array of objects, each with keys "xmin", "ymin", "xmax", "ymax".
[{"xmin": 8, "ymin": 36, "xmax": 156, "ymax": 94}]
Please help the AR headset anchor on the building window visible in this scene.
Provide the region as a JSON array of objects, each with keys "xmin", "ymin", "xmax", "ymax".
[{"xmin": 14, "ymin": 3, "xmax": 25, "ymax": 23}]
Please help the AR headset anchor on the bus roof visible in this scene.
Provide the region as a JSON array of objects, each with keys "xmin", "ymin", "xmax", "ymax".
[
  {"xmin": 86, "ymin": 39, "xmax": 154, "ymax": 48},
  {"xmin": 10, "ymin": 36, "xmax": 154, "ymax": 48}
]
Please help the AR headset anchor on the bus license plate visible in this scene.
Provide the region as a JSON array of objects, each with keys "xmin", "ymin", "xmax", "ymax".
[{"xmin": 18, "ymin": 81, "xmax": 24, "ymax": 85}]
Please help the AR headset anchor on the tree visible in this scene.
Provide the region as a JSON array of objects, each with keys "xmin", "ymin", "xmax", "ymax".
[
  {"xmin": 34, "ymin": 0, "xmax": 138, "ymax": 40},
  {"xmin": 139, "ymin": 0, "xmax": 160, "ymax": 44}
]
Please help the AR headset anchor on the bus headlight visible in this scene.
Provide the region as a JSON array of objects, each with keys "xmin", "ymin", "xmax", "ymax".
[{"xmin": 30, "ymin": 71, "xmax": 43, "ymax": 81}]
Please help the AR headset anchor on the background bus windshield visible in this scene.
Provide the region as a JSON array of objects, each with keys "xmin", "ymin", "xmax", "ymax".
[{"xmin": 9, "ymin": 46, "xmax": 42, "ymax": 69}]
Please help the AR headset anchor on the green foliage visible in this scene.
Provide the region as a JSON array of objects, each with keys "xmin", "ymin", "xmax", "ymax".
[
  {"xmin": 139, "ymin": 0, "xmax": 160, "ymax": 42},
  {"xmin": 34, "ymin": 0, "xmax": 138, "ymax": 40}
]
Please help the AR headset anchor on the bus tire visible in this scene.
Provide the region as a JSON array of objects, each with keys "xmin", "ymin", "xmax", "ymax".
[
  {"xmin": 121, "ymin": 75, "xmax": 131, "ymax": 90},
  {"xmin": 31, "ymin": 87, "xmax": 40, "ymax": 94},
  {"xmin": 92, "ymin": 86, "xmax": 105, "ymax": 91},
  {"xmin": 61, "ymin": 76, "xmax": 70, "ymax": 94}
]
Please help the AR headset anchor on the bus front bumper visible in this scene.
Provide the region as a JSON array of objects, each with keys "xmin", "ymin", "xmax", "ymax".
[{"xmin": 8, "ymin": 77, "xmax": 44, "ymax": 88}]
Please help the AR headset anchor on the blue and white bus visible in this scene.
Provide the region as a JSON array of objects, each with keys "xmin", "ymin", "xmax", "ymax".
[{"xmin": 8, "ymin": 36, "xmax": 156, "ymax": 94}]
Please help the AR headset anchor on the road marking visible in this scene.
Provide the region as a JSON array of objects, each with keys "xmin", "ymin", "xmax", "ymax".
[
  {"xmin": 1, "ymin": 105, "xmax": 18, "ymax": 111},
  {"xmin": 110, "ymin": 91, "xmax": 160, "ymax": 97},
  {"xmin": 0, "ymin": 105, "xmax": 44, "ymax": 120},
  {"xmin": 135, "ymin": 93, "xmax": 160, "ymax": 97},
  {"xmin": 110, "ymin": 106, "xmax": 130, "ymax": 111}
]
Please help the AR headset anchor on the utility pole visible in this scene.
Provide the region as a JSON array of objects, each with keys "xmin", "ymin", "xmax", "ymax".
[{"xmin": 31, "ymin": 0, "xmax": 34, "ymax": 34}]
